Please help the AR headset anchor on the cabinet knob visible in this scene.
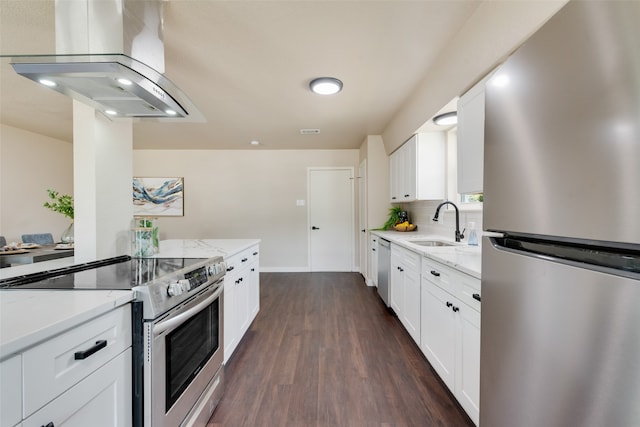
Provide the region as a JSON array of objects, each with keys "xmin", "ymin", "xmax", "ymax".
[
  {"xmin": 446, "ymin": 301, "xmax": 453, "ymax": 308},
  {"xmin": 430, "ymin": 270, "xmax": 441, "ymax": 277},
  {"xmin": 452, "ymin": 306, "xmax": 460, "ymax": 313},
  {"xmin": 241, "ymin": 257, "xmax": 248, "ymax": 262},
  {"xmin": 472, "ymin": 293, "xmax": 481, "ymax": 302}
]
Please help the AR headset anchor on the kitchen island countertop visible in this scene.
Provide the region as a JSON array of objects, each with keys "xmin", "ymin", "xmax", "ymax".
[{"xmin": 154, "ymin": 238, "xmax": 261, "ymax": 259}]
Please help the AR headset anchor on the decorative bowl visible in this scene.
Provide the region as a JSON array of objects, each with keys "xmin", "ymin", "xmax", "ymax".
[{"xmin": 393, "ymin": 224, "xmax": 417, "ymax": 232}]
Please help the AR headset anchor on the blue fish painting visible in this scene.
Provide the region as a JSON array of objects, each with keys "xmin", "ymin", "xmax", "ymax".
[{"xmin": 133, "ymin": 177, "xmax": 184, "ymax": 216}]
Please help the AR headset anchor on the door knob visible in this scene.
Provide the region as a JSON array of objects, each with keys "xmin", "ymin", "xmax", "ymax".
[{"xmin": 311, "ymin": 226, "xmax": 320, "ymax": 230}]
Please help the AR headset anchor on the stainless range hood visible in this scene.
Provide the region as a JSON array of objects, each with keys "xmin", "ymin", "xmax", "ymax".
[
  {"xmin": 10, "ymin": 0, "xmax": 203, "ymax": 121},
  {"xmin": 11, "ymin": 54, "xmax": 198, "ymax": 119}
]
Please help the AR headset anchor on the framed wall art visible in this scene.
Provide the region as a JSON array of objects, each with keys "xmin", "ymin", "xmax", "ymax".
[{"xmin": 133, "ymin": 177, "xmax": 184, "ymax": 217}]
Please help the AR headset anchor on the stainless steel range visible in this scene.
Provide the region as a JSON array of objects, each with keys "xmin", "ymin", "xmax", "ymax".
[{"xmin": 0, "ymin": 255, "xmax": 227, "ymax": 427}]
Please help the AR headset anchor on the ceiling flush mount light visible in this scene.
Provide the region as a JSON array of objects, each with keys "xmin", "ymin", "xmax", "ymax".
[
  {"xmin": 309, "ymin": 77, "xmax": 343, "ymax": 95},
  {"xmin": 433, "ymin": 111, "xmax": 458, "ymax": 126},
  {"xmin": 39, "ymin": 79, "xmax": 56, "ymax": 87}
]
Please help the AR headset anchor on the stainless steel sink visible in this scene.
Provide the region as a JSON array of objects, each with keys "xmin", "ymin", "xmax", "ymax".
[{"xmin": 408, "ymin": 240, "xmax": 456, "ymax": 247}]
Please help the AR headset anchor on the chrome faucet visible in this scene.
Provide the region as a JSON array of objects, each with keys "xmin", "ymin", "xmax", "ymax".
[{"xmin": 433, "ymin": 201, "xmax": 465, "ymax": 242}]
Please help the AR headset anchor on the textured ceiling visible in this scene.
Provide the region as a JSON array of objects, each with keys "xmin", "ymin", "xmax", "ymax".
[{"xmin": 0, "ymin": 1, "xmax": 479, "ymax": 150}]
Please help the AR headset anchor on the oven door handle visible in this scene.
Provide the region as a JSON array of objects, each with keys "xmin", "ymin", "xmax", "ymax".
[{"xmin": 153, "ymin": 283, "xmax": 223, "ymax": 336}]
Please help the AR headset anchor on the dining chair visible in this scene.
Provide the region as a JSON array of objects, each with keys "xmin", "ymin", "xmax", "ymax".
[
  {"xmin": 0, "ymin": 236, "xmax": 6, "ymax": 246},
  {"xmin": 21, "ymin": 233, "xmax": 55, "ymax": 245}
]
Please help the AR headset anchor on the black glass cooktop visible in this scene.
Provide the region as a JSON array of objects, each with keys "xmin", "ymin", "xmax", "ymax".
[{"xmin": 0, "ymin": 256, "xmax": 203, "ymax": 290}]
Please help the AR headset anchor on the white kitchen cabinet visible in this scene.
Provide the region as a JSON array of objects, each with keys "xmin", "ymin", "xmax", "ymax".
[
  {"xmin": 389, "ymin": 133, "xmax": 445, "ymax": 202},
  {"xmin": 1, "ymin": 354, "xmax": 22, "ymax": 427},
  {"xmin": 420, "ymin": 257, "xmax": 480, "ymax": 425},
  {"xmin": 23, "ymin": 349, "xmax": 132, "ymax": 427},
  {"xmin": 369, "ymin": 234, "xmax": 378, "ymax": 287},
  {"xmin": 457, "ymin": 72, "xmax": 494, "ymax": 195},
  {"xmin": 390, "ymin": 244, "xmax": 421, "ymax": 344},
  {"xmin": 224, "ymin": 244, "xmax": 260, "ymax": 363},
  {"xmin": 3, "ymin": 304, "xmax": 132, "ymax": 427}
]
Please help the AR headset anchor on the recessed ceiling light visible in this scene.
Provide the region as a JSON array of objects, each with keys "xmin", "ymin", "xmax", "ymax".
[
  {"xmin": 39, "ymin": 79, "xmax": 56, "ymax": 87},
  {"xmin": 309, "ymin": 77, "xmax": 343, "ymax": 95},
  {"xmin": 117, "ymin": 78, "xmax": 133, "ymax": 86},
  {"xmin": 433, "ymin": 112, "xmax": 457, "ymax": 126}
]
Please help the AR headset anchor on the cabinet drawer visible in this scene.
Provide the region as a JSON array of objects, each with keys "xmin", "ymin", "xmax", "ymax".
[
  {"xmin": 225, "ymin": 245, "xmax": 257, "ymax": 274},
  {"xmin": 391, "ymin": 244, "xmax": 421, "ymax": 274},
  {"xmin": 456, "ymin": 271, "xmax": 481, "ymax": 312},
  {"xmin": 422, "ymin": 258, "xmax": 455, "ymax": 294},
  {"xmin": 1, "ymin": 354, "xmax": 22, "ymax": 427},
  {"xmin": 23, "ymin": 305, "xmax": 131, "ymax": 417},
  {"xmin": 23, "ymin": 349, "xmax": 132, "ymax": 427}
]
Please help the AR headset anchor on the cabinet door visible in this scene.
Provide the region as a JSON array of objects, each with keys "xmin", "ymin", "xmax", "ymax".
[
  {"xmin": 390, "ymin": 249, "xmax": 404, "ymax": 316},
  {"xmin": 369, "ymin": 235, "xmax": 378, "ymax": 287},
  {"xmin": 223, "ymin": 271, "xmax": 238, "ymax": 363},
  {"xmin": 400, "ymin": 136, "xmax": 417, "ymax": 201},
  {"xmin": 457, "ymin": 74, "xmax": 490, "ymax": 194},
  {"xmin": 420, "ymin": 277, "xmax": 455, "ymax": 390},
  {"xmin": 248, "ymin": 258, "xmax": 260, "ymax": 320},
  {"xmin": 456, "ymin": 304, "xmax": 481, "ymax": 426},
  {"xmin": 23, "ymin": 349, "xmax": 132, "ymax": 427},
  {"xmin": 389, "ymin": 149, "xmax": 402, "ymax": 202},
  {"xmin": 1, "ymin": 355, "xmax": 21, "ymax": 427},
  {"xmin": 237, "ymin": 270, "xmax": 251, "ymax": 336},
  {"xmin": 401, "ymin": 268, "xmax": 421, "ymax": 345}
]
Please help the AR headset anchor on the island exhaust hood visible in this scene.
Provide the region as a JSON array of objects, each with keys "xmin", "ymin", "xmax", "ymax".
[{"xmin": 10, "ymin": 0, "xmax": 203, "ymax": 121}]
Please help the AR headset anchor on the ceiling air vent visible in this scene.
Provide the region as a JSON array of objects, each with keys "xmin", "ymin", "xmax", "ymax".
[{"xmin": 300, "ymin": 129, "xmax": 320, "ymax": 135}]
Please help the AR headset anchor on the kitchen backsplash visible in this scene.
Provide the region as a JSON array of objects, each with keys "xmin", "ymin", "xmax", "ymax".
[{"xmin": 403, "ymin": 200, "xmax": 483, "ymax": 245}]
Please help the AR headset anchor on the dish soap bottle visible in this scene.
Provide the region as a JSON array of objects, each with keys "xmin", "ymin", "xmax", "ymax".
[{"xmin": 468, "ymin": 221, "xmax": 478, "ymax": 246}]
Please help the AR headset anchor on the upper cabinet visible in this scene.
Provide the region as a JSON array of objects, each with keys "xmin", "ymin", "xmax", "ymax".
[
  {"xmin": 390, "ymin": 133, "xmax": 445, "ymax": 202},
  {"xmin": 456, "ymin": 72, "xmax": 493, "ymax": 195}
]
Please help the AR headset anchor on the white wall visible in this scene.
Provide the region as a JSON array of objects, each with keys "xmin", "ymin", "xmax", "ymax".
[
  {"xmin": 133, "ymin": 149, "xmax": 359, "ymax": 270},
  {"xmin": 0, "ymin": 124, "xmax": 73, "ymax": 243}
]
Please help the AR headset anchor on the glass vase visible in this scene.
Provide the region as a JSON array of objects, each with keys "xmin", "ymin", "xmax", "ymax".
[{"xmin": 61, "ymin": 221, "xmax": 74, "ymax": 244}]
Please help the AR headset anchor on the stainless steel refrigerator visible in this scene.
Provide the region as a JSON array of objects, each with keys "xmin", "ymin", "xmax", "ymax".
[{"xmin": 481, "ymin": 2, "xmax": 640, "ymax": 426}]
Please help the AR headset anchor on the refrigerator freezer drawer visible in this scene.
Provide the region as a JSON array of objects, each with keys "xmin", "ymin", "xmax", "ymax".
[{"xmin": 480, "ymin": 238, "xmax": 640, "ymax": 427}]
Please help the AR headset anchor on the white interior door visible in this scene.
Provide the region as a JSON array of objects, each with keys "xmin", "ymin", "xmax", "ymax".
[
  {"xmin": 308, "ymin": 167, "xmax": 354, "ymax": 271},
  {"xmin": 358, "ymin": 159, "xmax": 368, "ymax": 278}
]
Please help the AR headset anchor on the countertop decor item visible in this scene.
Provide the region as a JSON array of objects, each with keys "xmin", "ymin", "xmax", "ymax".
[
  {"xmin": 44, "ymin": 189, "xmax": 74, "ymax": 243},
  {"xmin": 43, "ymin": 189, "xmax": 74, "ymax": 219},
  {"xmin": 393, "ymin": 223, "xmax": 417, "ymax": 232},
  {"xmin": 378, "ymin": 206, "xmax": 405, "ymax": 230}
]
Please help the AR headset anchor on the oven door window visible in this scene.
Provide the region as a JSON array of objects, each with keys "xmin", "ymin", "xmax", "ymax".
[{"xmin": 165, "ymin": 297, "xmax": 220, "ymax": 411}]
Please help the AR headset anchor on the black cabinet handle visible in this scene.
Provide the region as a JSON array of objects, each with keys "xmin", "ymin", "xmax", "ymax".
[
  {"xmin": 312, "ymin": 226, "xmax": 320, "ymax": 230},
  {"xmin": 391, "ymin": 196, "xmax": 397, "ymax": 200},
  {"xmin": 404, "ymin": 194, "xmax": 411, "ymax": 198},
  {"xmin": 41, "ymin": 423, "xmax": 54, "ymax": 427},
  {"xmin": 446, "ymin": 301, "xmax": 452, "ymax": 308},
  {"xmin": 452, "ymin": 306, "xmax": 460, "ymax": 312},
  {"xmin": 74, "ymin": 340, "xmax": 107, "ymax": 360},
  {"xmin": 251, "ymin": 268, "xmax": 255, "ymax": 272},
  {"xmin": 372, "ymin": 248, "xmax": 376, "ymax": 252},
  {"xmin": 241, "ymin": 257, "xmax": 248, "ymax": 262},
  {"xmin": 430, "ymin": 270, "xmax": 440, "ymax": 277},
  {"xmin": 226, "ymin": 266, "xmax": 234, "ymax": 272},
  {"xmin": 362, "ymin": 229, "xmax": 366, "ymax": 233},
  {"xmin": 473, "ymin": 293, "xmax": 481, "ymax": 302},
  {"xmin": 253, "ymin": 251, "xmax": 259, "ymax": 256}
]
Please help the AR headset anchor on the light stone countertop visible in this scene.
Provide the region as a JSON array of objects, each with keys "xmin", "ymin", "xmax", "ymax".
[
  {"xmin": 0, "ymin": 289, "xmax": 134, "ymax": 360},
  {"xmin": 0, "ymin": 238, "xmax": 260, "ymax": 361},
  {"xmin": 153, "ymin": 238, "xmax": 261, "ymax": 259},
  {"xmin": 371, "ymin": 231, "xmax": 482, "ymax": 279}
]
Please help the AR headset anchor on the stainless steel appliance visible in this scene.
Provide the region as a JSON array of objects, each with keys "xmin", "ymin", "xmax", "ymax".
[
  {"xmin": 377, "ymin": 238, "xmax": 391, "ymax": 307},
  {"xmin": 0, "ymin": 255, "xmax": 227, "ymax": 427},
  {"xmin": 481, "ymin": 2, "xmax": 640, "ymax": 426}
]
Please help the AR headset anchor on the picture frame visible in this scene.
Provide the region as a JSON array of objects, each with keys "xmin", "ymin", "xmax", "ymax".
[{"xmin": 133, "ymin": 177, "xmax": 184, "ymax": 217}]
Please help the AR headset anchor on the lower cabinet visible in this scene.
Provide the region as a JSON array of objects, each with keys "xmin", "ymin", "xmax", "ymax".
[
  {"xmin": 369, "ymin": 234, "xmax": 378, "ymax": 287},
  {"xmin": 224, "ymin": 244, "xmax": 260, "ymax": 363},
  {"xmin": 390, "ymin": 244, "xmax": 421, "ymax": 344},
  {"xmin": 421, "ymin": 258, "xmax": 480, "ymax": 426},
  {"xmin": 1, "ymin": 304, "xmax": 132, "ymax": 427}
]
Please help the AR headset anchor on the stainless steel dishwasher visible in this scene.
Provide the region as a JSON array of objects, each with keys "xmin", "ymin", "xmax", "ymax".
[{"xmin": 377, "ymin": 238, "xmax": 391, "ymax": 307}]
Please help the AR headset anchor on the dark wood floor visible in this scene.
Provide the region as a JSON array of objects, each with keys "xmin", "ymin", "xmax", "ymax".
[{"xmin": 208, "ymin": 272, "xmax": 474, "ymax": 427}]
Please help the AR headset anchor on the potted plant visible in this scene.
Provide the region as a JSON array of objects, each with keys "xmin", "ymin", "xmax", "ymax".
[{"xmin": 43, "ymin": 189, "xmax": 74, "ymax": 243}]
